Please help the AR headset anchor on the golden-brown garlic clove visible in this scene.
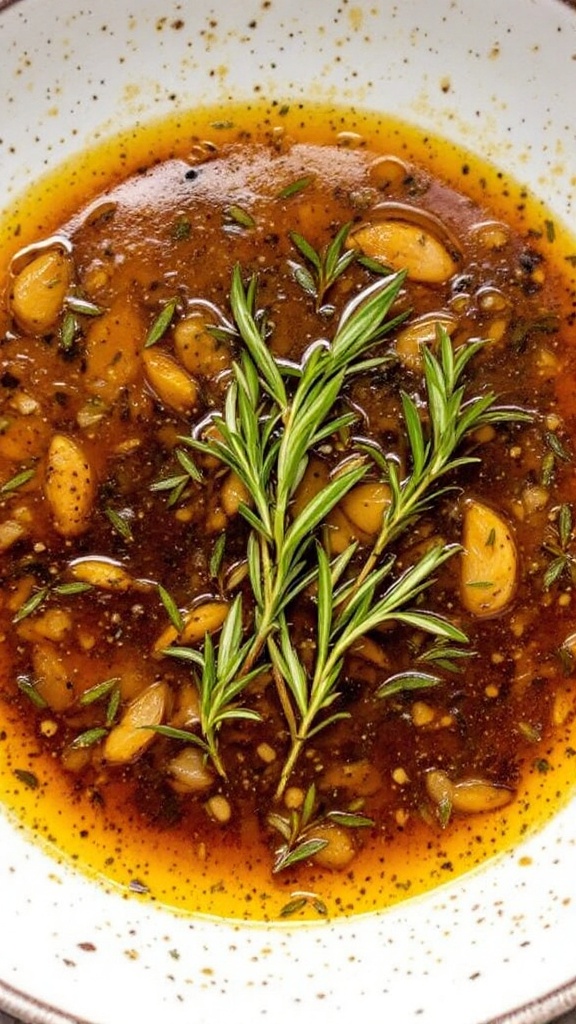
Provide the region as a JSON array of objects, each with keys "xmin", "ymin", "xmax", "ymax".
[
  {"xmin": 44, "ymin": 434, "xmax": 95, "ymax": 537},
  {"xmin": 460, "ymin": 499, "xmax": 518, "ymax": 617},
  {"xmin": 10, "ymin": 249, "xmax": 72, "ymax": 334},
  {"xmin": 103, "ymin": 680, "xmax": 169, "ymax": 764},
  {"xmin": 142, "ymin": 348, "xmax": 199, "ymax": 414},
  {"xmin": 349, "ymin": 218, "xmax": 458, "ymax": 284}
]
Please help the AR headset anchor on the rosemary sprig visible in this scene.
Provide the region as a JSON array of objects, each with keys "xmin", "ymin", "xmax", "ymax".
[
  {"xmin": 160, "ymin": 255, "xmax": 530, "ymax": 794},
  {"xmin": 290, "ymin": 223, "xmax": 358, "ymax": 314},
  {"xmin": 185, "ymin": 267, "xmax": 406, "ymax": 678},
  {"xmin": 543, "ymin": 502, "xmax": 576, "ymax": 588},
  {"xmin": 268, "ymin": 782, "xmax": 373, "ymax": 872},
  {"xmin": 271, "ymin": 542, "xmax": 467, "ymax": 795},
  {"xmin": 163, "ymin": 267, "xmax": 405, "ymax": 777},
  {"xmin": 163, "ymin": 594, "xmax": 264, "ymax": 777},
  {"xmin": 350, "ymin": 328, "xmax": 532, "ymax": 596}
]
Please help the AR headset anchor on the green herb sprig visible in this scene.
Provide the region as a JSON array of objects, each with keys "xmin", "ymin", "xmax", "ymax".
[
  {"xmin": 268, "ymin": 782, "xmax": 373, "ymax": 873},
  {"xmin": 160, "ymin": 255, "xmax": 530, "ymax": 794},
  {"xmin": 543, "ymin": 502, "xmax": 576, "ymax": 589},
  {"xmin": 290, "ymin": 223, "xmax": 358, "ymax": 314},
  {"xmin": 350, "ymin": 328, "xmax": 532, "ymax": 597},
  {"xmin": 271, "ymin": 542, "xmax": 467, "ymax": 795},
  {"xmin": 158, "ymin": 594, "xmax": 264, "ymax": 777},
  {"xmin": 185, "ymin": 267, "xmax": 406, "ymax": 682}
]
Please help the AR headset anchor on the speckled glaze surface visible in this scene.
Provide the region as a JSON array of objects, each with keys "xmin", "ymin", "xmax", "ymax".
[{"xmin": 1, "ymin": 1, "xmax": 576, "ymax": 1022}]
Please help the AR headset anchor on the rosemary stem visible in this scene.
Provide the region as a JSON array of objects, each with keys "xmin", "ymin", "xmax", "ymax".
[
  {"xmin": 275, "ymin": 654, "xmax": 346, "ymax": 797},
  {"xmin": 208, "ymin": 741, "xmax": 227, "ymax": 780},
  {"xmin": 275, "ymin": 737, "xmax": 304, "ymax": 799},
  {"xmin": 271, "ymin": 661, "xmax": 298, "ymax": 743}
]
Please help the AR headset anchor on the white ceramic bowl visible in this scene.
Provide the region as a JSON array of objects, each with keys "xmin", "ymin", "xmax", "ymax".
[{"xmin": 1, "ymin": 1, "xmax": 576, "ymax": 1022}]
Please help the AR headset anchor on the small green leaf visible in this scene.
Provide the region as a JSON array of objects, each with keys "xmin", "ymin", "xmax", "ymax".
[
  {"xmin": 279, "ymin": 897, "xmax": 308, "ymax": 917},
  {"xmin": 106, "ymin": 687, "xmax": 121, "ymax": 726},
  {"xmin": 290, "ymin": 231, "xmax": 322, "ymax": 270},
  {"xmin": 79, "ymin": 677, "xmax": 121, "ymax": 706},
  {"xmin": 17, "ymin": 676, "xmax": 48, "ymax": 709},
  {"xmin": 175, "ymin": 447, "xmax": 202, "ymax": 482},
  {"xmin": 546, "ymin": 432, "xmax": 572, "ymax": 463},
  {"xmin": 224, "ymin": 205, "xmax": 256, "ymax": 229},
  {"xmin": 144, "ymin": 297, "xmax": 178, "ymax": 348},
  {"xmin": 105, "ymin": 506, "xmax": 134, "ymax": 541},
  {"xmin": 326, "ymin": 810, "xmax": 373, "ymax": 829},
  {"xmin": 53, "ymin": 581, "xmax": 93, "ymax": 596},
  {"xmin": 437, "ymin": 794, "xmax": 452, "ymax": 828},
  {"xmin": 545, "ymin": 218, "xmax": 556, "ymax": 243},
  {"xmin": 143, "ymin": 724, "xmax": 199, "ymax": 741},
  {"xmin": 541, "ymin": 450, "xmax": 555, "ymax": 487},
  {"xmin": 150, "ymin": 473, "xmax": 188, "ymax": 493},
  {"xmin": 12, "ymin": 586, "xmax": 50, "ymax": 623},
  {"xmin": 158, "ymin": 585, "xmax": 184, "ymax": 632},
  {"xmin": 292, "ymin": 263, "xmax": 317, "ymax": 297},
  {"xmin": 277, "ymin": 176, "xmax": 314, "ymax": 200},
  {"xmin": 209, "ymin": 533, "xmax": 226, "ymax": 578},
  {"xmin": 357, "ymin": 254, "xmax": 393, "ymax": 275},
  {"xmin": 0, "ymin": 467, "xmax": 35, "ymax": 495},
  {"xmin": 60, "ymin": 310, "xmax": 78, "ymax": 351},
  {"xmin": 558, "ymin": 503, "xmax": 573, "ymax": 548},
  {"xmin": 13, "ymin": 768, "xmax": 39, "ymax": 789},
  {"xmin": 376, "ymin": 671, "xmax": 442, "ymax": 699},
  {"xmin": 70, "ymin": 727, "xmax": 108, "ymax": 749},
  {"xmin": 543, "ymin": 555, "xmax": 568, "ymax": 590}
]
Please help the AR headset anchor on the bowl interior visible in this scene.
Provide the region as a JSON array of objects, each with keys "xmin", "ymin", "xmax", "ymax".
[{"xmin": 1, "ymin": 2, "xmax": 576, "ymax": 1023}]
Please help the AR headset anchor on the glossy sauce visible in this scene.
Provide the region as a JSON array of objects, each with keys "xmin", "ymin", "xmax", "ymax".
[{"xmin": 1, "ymin": 103, "xmax": 576, "ymax": 921}]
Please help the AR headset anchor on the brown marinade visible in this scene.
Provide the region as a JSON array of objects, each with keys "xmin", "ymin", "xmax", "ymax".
[{"xmin": 1, "ymin": 108, "xmax": 576, "ymax": 919}]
